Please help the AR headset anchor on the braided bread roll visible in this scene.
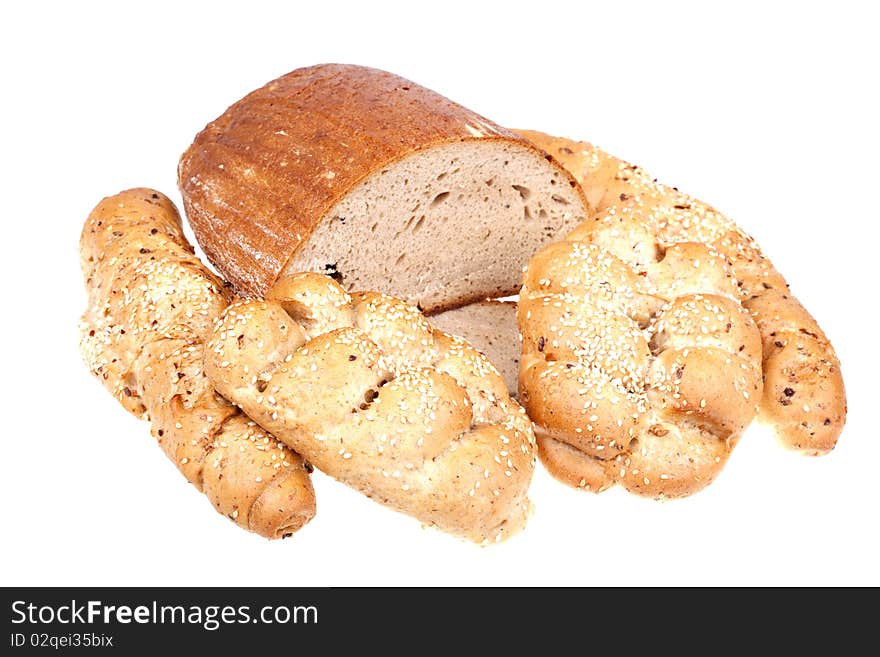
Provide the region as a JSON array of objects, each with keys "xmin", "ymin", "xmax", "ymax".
[
  {"xmin": 205, "ymin": 273, "xmax": 536, "ymax": 543},
  {"xmin": 520, "ymin": 225, "xmax": 762, "ymax": 497},
  {"xmin": 80, "ymin": 189, "xmax": 316, "ymax": 538},
  {"xmin": 518, "ymin": 130, "xmax": 846, "ymax": 457}
]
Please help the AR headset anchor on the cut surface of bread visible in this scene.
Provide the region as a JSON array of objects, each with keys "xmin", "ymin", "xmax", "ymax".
[
  {"xmin": 286, "ymin": 141, "xmax": 583, "ymax": 312},
  {"xmin": 179, "ymin": 64, "xmax": 586, "ymax": 313},
  {"xmin": 428, "ymin": 300, "xmax": 519, "ymax": 395}
]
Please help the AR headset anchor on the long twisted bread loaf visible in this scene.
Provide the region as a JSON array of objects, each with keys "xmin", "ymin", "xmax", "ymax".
[
  {"xmin": 80, "ymin": 189, "xmax": 316, "ymax": 538},
  {"xmin": 204, "ymin": 273, "xmax": 536, "ymax": 543},
  {"xmin": 518, "ymin": 130, "xmax": 846, "ymax": 457}
]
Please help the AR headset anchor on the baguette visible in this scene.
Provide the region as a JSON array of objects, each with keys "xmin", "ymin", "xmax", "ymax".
[
  {"xmin": 204, "ymin": 273, "xmax": 536, "ymax": 543},
  {"xmin": 178, "ymin": 64, "xmax": 586, "ymax": 313},
  {"xmin": 518, "ymin": 130, "xmax": 846, "ymax": 456},
  {"xmin": 80, "ymin": 189, "xmax": 316, "ymax": 537}
]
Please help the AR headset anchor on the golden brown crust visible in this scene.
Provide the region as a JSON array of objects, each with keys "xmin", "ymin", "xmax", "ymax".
[
  {"xmin": 79, "ymin": 189, "xmax": 316, "ymax": 538},
  {"xmin": 178, "ymin": 64, "xmax": 585, "ymax": 299},
  {"xmin": 535, "ymin": 435, "xmax": 616, "ymax": 492},
  {"xmin": 746, "ymin": 291, "xmax": 845, "ymax": 454},
  {"xmin": 204, "ymin": 272, "xmax": 536, "ymax": 544},
  {"xmin": 517, "ymin": 129, "xmax": 846, "ymax": 456}
]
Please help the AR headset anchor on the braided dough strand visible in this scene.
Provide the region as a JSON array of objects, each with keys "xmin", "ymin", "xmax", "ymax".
[
  {"xmin": 206, "ymin": 273, "xmax": 536, "ymax": 543},
  {"xmin": 80, "ymin": 189, "xmax": 316, "ymax": 538}
]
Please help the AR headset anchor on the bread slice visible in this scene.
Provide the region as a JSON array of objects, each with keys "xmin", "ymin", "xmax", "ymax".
[
  {"xmin": 179, "ymin": 64, "xmax": 586, "ymax": 313},
  {"xmin": 428, "ymin": 300, "xmax": 519, "ymax": 395}
]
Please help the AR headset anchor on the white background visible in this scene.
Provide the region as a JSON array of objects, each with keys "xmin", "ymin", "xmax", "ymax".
[{"xmin": 2, "ymin": 1, "xmax": 877, "ymax": 586}]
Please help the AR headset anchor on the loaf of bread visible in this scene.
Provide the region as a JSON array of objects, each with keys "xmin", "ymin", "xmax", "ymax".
[
  {"xmin": 428, "ymin": 300, "xmax": 520, "ymax": 395},
  {"xmin": 80, "ymin": 189, "xmax": 316, "ymax": 538},
  {"xmin": 204, "ymin": 273, "xmax": 536, "ymax": 543},
  {"xmin": 518, "ymin": 130, "xmax": 846, "ymax": 456},
  {"xmin": 178, "ymin": 64, "xmax": 586, "ymax": 314}
]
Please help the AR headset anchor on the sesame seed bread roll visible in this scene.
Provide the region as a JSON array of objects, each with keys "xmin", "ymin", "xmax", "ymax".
[
  {"xmin": 517, "ymin": 130, "xmax": 846, "ymax": 457},
  {"xmin": 79, "ymin": 189, "xmax": 316, "ymax": 538},
  {"xmin": 519, "ymin": 235, "xmax": 763, "ymax": 498},
  {"xmin": 204, "ymin": 272, "xmax": 536, "ymax": 544}
]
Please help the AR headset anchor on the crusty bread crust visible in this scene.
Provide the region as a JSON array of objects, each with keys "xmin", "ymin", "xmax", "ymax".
[
  {"xmin": 80, "ymin": 189, "xmax": 316, "ymax": 538},
  {"xmin": 179, "ymin": 64, "xmax": 586, "ymax": 304},
  {"xmin": 518, "ymin": 130, "xmax": 846, "ymax": 456}
]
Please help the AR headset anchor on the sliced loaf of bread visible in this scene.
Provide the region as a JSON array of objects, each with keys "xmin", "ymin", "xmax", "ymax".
[
  {"xmin": 428, "ymin": 300, "xmax": 519, "ymax": 394},
  {"xmin": 179, "ymin": 64, "xmax": 586, "ymax": 313}
]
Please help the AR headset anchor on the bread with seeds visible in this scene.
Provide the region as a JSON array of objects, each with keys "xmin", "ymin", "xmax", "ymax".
[
  {"xmin": 80, "ymin": 189, "xmax": 316, "ymax": 538},
  {"xmin": 519, "ymin": 231, "xmax": 763, "ymax": 497},
  {"xmin": 205, "ymin": 272, "xmax": 536, "ymax": 543},
  {"xmin": 518, "ymin": 129, "xmax": 846, "ymax": 457}
]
